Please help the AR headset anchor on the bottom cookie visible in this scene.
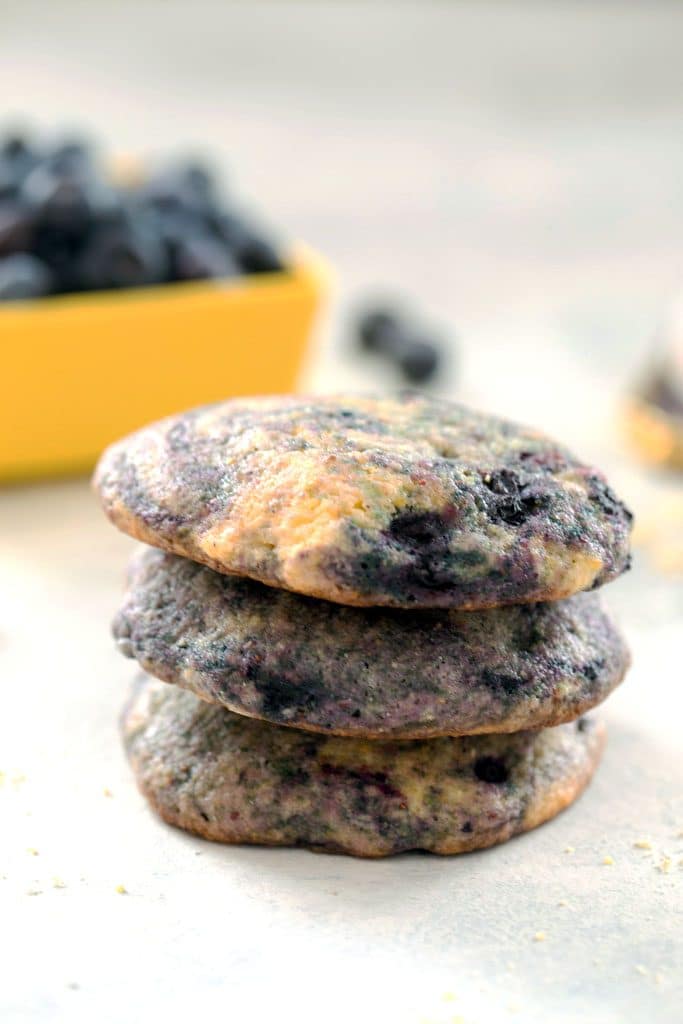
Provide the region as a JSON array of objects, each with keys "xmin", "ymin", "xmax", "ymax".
[{"xmin": 121, "ymin": 676, "xmax": 606, "ymax": 858}]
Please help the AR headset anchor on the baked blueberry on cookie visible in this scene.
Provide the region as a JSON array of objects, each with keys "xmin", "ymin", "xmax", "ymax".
[
  {"xmin": 114, "ymin": 548, "xmax": 630, "ymax": 739},
  {"xmin": 121, "ymin": 675, "xmax": 606, "ymax": 858},
  {"xmin": 95, "ymin": 393, "xmax": 633, "ymax": 609}
]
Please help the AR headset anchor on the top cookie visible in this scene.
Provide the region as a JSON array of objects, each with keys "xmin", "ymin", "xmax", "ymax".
[{"xmin": 94, "ymin": 393, "xmax": 633, "ymax": 609}]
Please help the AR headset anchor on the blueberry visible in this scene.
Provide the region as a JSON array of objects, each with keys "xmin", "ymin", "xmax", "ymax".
[
  {"xmin": 0, "ymin": 200, "xmax": 34, "ymax": 255},
  {"xmin": 209, "ymin": 211, "xmax": 248, "ymax": 248},
  {"xmin": 0, "ymin": 163, "xmax": 18, "ymax": 199},
  {"xmin": 23, "ymin": 164, "xmax": 89, "ymax": 230},
  {"xmin": 140, "ymin": 162, "xmax": 216, "ymax": 218},
  {"xmin": 138, "ymin": 203, "xmax": 205, "ymax": 251},
  {"xmin": 31, "ymin": 224, "xmax": 84, "ymax": 292},
  {"xmin": 0, "ymin": 253, "xmax": 53, "ymax": 300},
  {"xmin": 135, "ymin": 203, "xmax": 219, "ymax": 281},
  {"xmin": 175, "ymin": 160, "xmax": 216, "ymax": 201},
  {"xmin": 0, "ymin": 133, "xmax": 40, "ymax": 198},
  {"xmin": 172, "ymin": 235, "xmax": 240, "ymax": 282},
  {"xmin": 48, "ymin": 137, "xmax": 93, "ymax": 174},
  {"xmin": 358, "ymin": 309, "xmax": 400, "ymax": 353},
  {"xmin": 139, "ymin": 182, "xmax": 191, "ymax": 217},
  {"xmin": 21, "ymin": 163, "xmax": 120, "ymax": 236},
  {"xmin": 234, "ymin": 232, "xmax": 284, "ymax": 274},
  {"xmin": 75, "ymin": 222, "xmax": 168, "ymax": 291},
  {"xmin": 1, "ymin": 133, "xmax": 33, "ymax": 162},
  {"xmin": 398, "ymin": 337, "xmax": 440, "ymax": 384}
]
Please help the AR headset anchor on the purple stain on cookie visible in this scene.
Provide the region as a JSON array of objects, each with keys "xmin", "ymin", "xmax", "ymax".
[{"xmin": 321, "ymin": 762, "xmax": 404, "ymax": 801}]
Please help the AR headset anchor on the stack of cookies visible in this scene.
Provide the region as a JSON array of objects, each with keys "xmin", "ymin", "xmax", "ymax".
[{"xmin": 94, "ymin": 393, "xmax": 632, "ymax": 858}]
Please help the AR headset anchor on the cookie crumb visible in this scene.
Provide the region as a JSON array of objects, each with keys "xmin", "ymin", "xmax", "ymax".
[
  {"xmin": 115, "ymin": 884, "xmax": 127, "ymax": 894},
  {"xmin": 52, "ymin": 877, "xmax": 66, "ymax": 889},
  {"xmin": 564, "ymin": 845, "xmax": 575, "ymax": 854},
  {"xmin": 26, "ymin": 848, "xmax": 39, "ymax": 856},
  {"xmin": 103, "ymin": 787, "xmax": 113, "ymax": 798},
  {"xmin": 533, "ymin": 931, "xmax": 546, "ymax": 942},
  {"xmin": 602, "ymin": 855, "xmax": 614, "ymax": 866},
  {"xmin": 657, "ymin": 856, "xmax": 672, "ymax": 874},
  {"xmin": 557, "ymin": 899, "xmax": 569, "ymax": 907},
  {"xmin": 633, "ymin": 839, "xmax": 652, "ymax": 850}
]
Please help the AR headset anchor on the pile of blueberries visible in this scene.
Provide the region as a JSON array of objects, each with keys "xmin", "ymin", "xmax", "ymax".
[{"xmin": 0, "ymin": 131, "xmax": 285, "ymax": 302}]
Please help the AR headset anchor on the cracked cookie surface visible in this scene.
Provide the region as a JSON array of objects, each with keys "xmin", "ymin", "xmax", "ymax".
[{"xmin": 95, "ymin": 393, "xmax": 633, "ymax": 608}]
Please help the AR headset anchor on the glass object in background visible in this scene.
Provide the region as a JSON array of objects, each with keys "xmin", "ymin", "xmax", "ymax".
[{"xmin": 625, "ymin": 297, "xmax": 683, "ymax": 471}]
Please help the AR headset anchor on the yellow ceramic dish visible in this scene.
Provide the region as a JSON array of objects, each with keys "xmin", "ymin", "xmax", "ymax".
[{"xmin": 0, "ymin": 245, "xmax": 328, "ymax": 482}]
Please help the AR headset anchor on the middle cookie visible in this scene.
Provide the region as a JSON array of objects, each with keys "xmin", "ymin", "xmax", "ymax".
[{"xmin": 114, "ymin": 548, "xmax": 630, "ymax": 740}]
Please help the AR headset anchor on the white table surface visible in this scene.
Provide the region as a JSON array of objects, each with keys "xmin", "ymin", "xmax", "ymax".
[{"xmin": 2, "ymin": 3, "xmax": 683, "ymax": 1022}]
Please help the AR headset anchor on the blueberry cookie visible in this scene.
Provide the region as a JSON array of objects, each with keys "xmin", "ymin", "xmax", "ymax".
[
  {"xmin": 122, "ymin": 675, "xmax": 605, "ymax": 857},
  {"xmin": 95, "ymin": 393, "xmax": 632, "ymax": 609},
  {"xmin": 115, "ymin": 548, "xmax": 629, "ymax": 739}
]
